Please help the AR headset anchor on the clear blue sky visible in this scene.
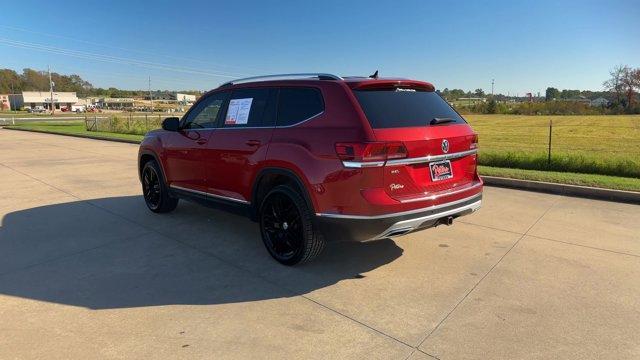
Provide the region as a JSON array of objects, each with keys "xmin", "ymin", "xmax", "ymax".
[{"xmin": 1, "ymin": 0, "xmax": 638, "ymax": 95}]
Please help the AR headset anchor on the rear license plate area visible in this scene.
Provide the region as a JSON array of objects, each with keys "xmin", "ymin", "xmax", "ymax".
[{"xmin": 429, "ymin": 160, "xmax": 453, "ymax": 181}]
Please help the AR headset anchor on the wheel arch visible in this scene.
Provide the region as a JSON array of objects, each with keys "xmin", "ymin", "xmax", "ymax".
[
  {"xmin": 250, "ymin": 167, "xmax": 316, "ymax": 221},
  {"xmin": 138, "ymin": 150, "xmax": 167, "ymax": 184}
]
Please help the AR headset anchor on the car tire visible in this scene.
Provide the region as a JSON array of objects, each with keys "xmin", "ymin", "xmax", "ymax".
[
  {"xmin": 141, "ymin": 160, "xmax": 178, "ymax": 213},
  {"xmin": 259, "ymin": 184, "xmax": 325, "ymax": 265}
]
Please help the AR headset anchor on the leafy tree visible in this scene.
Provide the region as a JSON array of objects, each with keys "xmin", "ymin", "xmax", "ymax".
[
  {"xmin": 545, "ymin": 87, "xmax": 560, "ymax": 101},
  {"xmin": 603, "ymin": 65, "xmax": 629, "ymax": 106},
  {"xmin": 559, "ymin": 89, "xmax": 581, "ymax": 99},
  {"xmin": 487, "ymin": 98, "xmax": 497, "ymax": 114},
  {"xmin": 0, "ymin": 69, "xmax": 20, "ymax": 93},
  {"xmin": 21, "ymin": 69, "xmax": 49, "ymax": 91},
  {"xmin": 603, "ymin": 65, "xmax": 640, "ymax": 109},
  {"xmin": 474, "ymin": 88, "xmax": 485, "ymax": 97}
]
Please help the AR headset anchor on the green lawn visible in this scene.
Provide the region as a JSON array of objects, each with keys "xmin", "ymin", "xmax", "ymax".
[
  {"xmin": 466, "ymin": 115, "xmax": 640, "ymax": 177},
  {"xmin": 5, "ymin": 121, "xmax": 144, "ymax": 142}
]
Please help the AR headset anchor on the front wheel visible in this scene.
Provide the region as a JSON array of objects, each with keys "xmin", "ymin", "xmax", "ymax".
[
  {"xmin": 141, "ymin": 160, "xmax": 178, "ymax": 213},
  {"xmin": 259, "ymin": 185, "xmax": 325, "ymax": 265}
]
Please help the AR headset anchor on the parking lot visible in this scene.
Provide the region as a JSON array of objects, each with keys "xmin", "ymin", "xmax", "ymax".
[{"xmin": 1, "ymin": 129, "xmax": 639, "ymax": 359}]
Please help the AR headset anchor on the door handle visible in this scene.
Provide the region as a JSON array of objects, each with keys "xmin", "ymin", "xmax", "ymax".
[
  {"xmin": 196, "ymin": 138, "xmax": 207, "ymax": 145},
  {"xmin": 245, "ymin": 140, "xmax": 261, "ymax": 146}
]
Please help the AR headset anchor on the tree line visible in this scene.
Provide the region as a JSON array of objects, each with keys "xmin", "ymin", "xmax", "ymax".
[
  {"xmin": 442, "ymin": 65, "xmax": 640, "ymax": 115},
  {"xmin": 0, "ymin": 68, "xmax": 202, "ymax": 98},
  {"xmin": 440, "ymin": 87, "xmax": 611, "ymax": 102}
]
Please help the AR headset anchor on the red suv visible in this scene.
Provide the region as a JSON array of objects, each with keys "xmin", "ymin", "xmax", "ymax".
[{"xmin": 138, "ymin": 73, "xmax": 482, "ymax": 265}]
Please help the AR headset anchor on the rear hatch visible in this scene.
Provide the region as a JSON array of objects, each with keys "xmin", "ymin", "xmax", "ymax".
[{"xmin": 352, "ymin": 84, "xmax": 478, "ymax": 202}]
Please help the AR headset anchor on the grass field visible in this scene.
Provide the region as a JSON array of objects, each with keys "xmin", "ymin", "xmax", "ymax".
[
  {"xmin": 4, "ymin": 115, "xmax": 640, "ymax": 191},
  {"xmin": 5, "ymin": 121, "xmax": 144, "ymax": 141},
  {"xmin": 466, "ymin": 115, "xmax": 640, "ymax": 178}
]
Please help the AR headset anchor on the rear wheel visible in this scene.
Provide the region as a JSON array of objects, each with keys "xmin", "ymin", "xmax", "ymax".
[
  {"xmin": 141, "ymin": 160, "xmax": 178, "ymax": 213},
  {"xmin": 259, "ymin": 185, "xmax": 325, "ymax": 265}
]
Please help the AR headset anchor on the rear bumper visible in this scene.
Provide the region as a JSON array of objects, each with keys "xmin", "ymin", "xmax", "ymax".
[{"xmin": 314, "ymin": 193, "xmax": 482, "ymax": 241}]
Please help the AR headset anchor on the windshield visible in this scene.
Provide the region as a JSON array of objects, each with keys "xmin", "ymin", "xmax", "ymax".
[{"xmin": 354, "ymin": 89, "xmax": 466, "ymax": 129}]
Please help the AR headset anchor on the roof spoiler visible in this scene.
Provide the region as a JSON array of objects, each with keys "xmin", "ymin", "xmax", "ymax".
[{"xmin": 350, "ymin": 79, "xmax": 435, "ymax": 91}]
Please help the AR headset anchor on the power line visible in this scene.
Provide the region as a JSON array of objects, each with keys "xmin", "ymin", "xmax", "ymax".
[
  {"xmin": 148, "ymin": 76, "xmax": 153, "ymax": 112},
  {"xmin": 0, "ymin": 25, "xmax": 272, "ymax": 74},
  {"xmin": 40, "ymin": 63, "xmax": 211, "ymax": 91},
  {"xmin": 0, "ymin": 37, "xmax": 250, "ymax": 79},
  {"xmin": 52, "ymin": 63, "xmax": 207, "ymax": 86}
]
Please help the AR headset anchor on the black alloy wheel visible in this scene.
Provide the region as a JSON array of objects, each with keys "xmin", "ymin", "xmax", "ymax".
[
  {"xmin": 261, "ymin": 191, "xmax": 303, "ymax": 262},
  {"xmin": 259, "ymin": 185, "xmax": 325, "ymax": 265},
  {"xmin": 142, "ymin": 165, "xmax": 161, "ymax": 210},
  {"xmin": 141, "ymin": 160, "xmax": 178, "ymax": 213}
]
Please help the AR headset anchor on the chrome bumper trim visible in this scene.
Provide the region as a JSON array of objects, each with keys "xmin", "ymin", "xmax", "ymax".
[
  {"xmin": 385, "ymin": 149, "xmax": 477, "ymax": 166},
  {"xmin": 373, "ymin": 199, "xmax": 481, "ymax": 240},
  {"xmin": 342, "ymin": 160, "xmax": 385, "ymax": 168},
  {"xmin": 399, "ymin": 181, "xmax": 482, "ymax": 203},
  {"xmin": 341, "ymin": 149, "xmax": 477, "ymax": 168},
  {"xmin": 316, "ymin": 192, "xmax": 482, "ymax": 220}
]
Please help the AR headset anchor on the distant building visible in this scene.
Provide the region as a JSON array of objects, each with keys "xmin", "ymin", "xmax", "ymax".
[
  {"xmin": 71, "ymin": 98, "xmax": 92, "ymax": 112},
  {"xmin": 590, "ymin": 97, "xmax": 609, "ymax": 107},
  {"xmin": 175, "ymin": 93, "xmax": 196, "ymax": 104},
  {"xmin": 562, "ymin": 96, "xmax": 591, "ymax": 104},
  {"xmin": 0, "ymin": 94, "xmax": 10, "ymax": 110},
  {"xmin": 146, "ymin": 91, "xmax": 196, "ymax": 104},
  {"xmin": 9, "ymin": 91, "xmax": 79, "ymax": 110},
  {"xmin": 97, "ymin": 98, "xmax": 135, "ymax": 109}
]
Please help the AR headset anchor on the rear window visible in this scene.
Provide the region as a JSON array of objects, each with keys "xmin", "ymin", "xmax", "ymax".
[
  {"xmin": 277, "ymin": 88, "xmax": 324, "ymax": 126},
  {"xmin": 354, "ymin": 89, "xmax": 466, "ymax": 129}
]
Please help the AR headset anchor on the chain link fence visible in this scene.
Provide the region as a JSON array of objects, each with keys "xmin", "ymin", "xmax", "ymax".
[
  {"xmin": 2, "ymin": 113, "xmax": 637, "ymax": 179},
  {"xmin": 84, "ymin": 113, "xmax": 183, "ymax": 135},
  {"xmin": 468, "ymin": 116, "xmax": 640, "ymax": 178}
]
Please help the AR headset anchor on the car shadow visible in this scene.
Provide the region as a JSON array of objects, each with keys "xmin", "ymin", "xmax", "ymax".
[{"xmin": 0, "ymin": 196, "xmax": 402, "ymax": 309}]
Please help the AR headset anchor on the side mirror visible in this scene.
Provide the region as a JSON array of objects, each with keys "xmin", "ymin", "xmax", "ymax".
[{"xmin": 162, "ymin": 117, "xmax": 180, "ymax": 131}]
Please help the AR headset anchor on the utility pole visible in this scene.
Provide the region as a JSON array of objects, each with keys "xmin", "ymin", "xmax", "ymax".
[
  {"xmin": 48, "ymin": 65, "xmax": 55, "ymax": 114},
  {"xmin": 148, "ymin": 76, "xmax": 153, "ymax": 113},
  {"xmin": 9, "ymin": 81, "xmax": 14, "ymax": 112},
  {"xmin": 491, "ymin": 79, "xmax": 495, "ymax": 97}
]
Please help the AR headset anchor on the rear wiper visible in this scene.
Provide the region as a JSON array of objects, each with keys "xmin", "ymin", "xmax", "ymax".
[{"xmin": 430, "ymin": 117, "xmax": 455, "ymax": 125}]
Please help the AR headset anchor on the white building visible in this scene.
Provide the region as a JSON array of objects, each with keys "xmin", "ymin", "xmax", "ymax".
[
  {"xmin": 175, "ymin": 93, "xmax": 196, "ymax": 104},
  {"xmin": 146, "ymin": 92, "xmax": 197, "ymax": 104},
  {"xmin": 10, "ymin": 91, "xmax": 79, "ymax": 110}
]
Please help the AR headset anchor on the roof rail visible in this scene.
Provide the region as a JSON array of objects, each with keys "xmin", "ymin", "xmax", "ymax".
[{"xmin": 220, "ymin": 73, "xmax": 343, "ymax": 87}]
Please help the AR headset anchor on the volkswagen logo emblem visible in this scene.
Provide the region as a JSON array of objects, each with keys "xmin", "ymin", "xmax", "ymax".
[{"xmin": 441, "ymin": 139, "xmax": 449, "ymax": 153}]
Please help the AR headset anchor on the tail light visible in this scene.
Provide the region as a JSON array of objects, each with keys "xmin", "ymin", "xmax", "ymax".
[
  {"xmin": 335, "ymin": 142, "xmax": 408, "ymax": 164},
  {"xmin": 470, "ymin": 134, "xmax": 478, "ymax": 149}
]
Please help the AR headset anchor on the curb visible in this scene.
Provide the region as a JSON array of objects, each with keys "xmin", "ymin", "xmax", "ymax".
[
  {"xmin": 482, "ymin": 176, "xmax": 640, "ymax": 205},
  {"xmin": 2, "ymin": 126, "xmax": 141, "ymax": 145}
]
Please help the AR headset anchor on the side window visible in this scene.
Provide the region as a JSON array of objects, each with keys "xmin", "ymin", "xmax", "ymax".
[
  {"xmin": 182, "ymin": 92, "xmax": 228, "ymax": 129},
  {"xmin": 223, "ymin": 88, "xmax": 275, "ymax": 128},
  {"xmin": 276, "ymin": 88, "xmax": 324, "ymax": 127}
]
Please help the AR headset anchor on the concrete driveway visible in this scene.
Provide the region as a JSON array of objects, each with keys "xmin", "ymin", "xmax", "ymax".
[{"xmin": 1, "ymin": 129, "xmax": 639, "ymax": 359}]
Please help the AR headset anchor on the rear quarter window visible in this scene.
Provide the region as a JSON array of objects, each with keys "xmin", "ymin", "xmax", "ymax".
[
  {"xmin": 354, "ymin": 89, "xmax": 466, "ymax": 129},
  {"xmin": 276, "ymin": 88, "xmax": 324, "ymax": 126}
]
